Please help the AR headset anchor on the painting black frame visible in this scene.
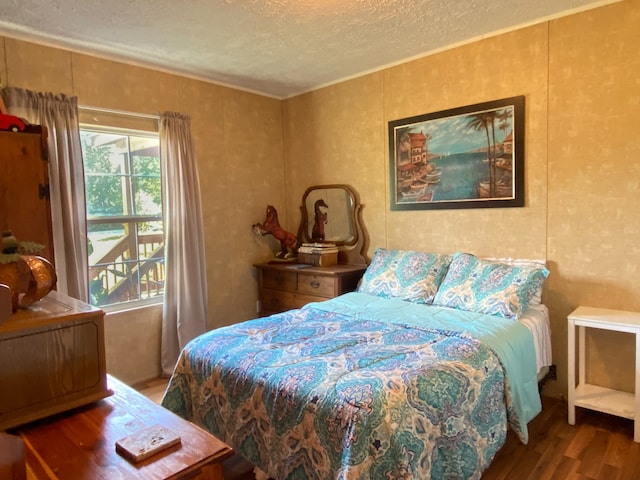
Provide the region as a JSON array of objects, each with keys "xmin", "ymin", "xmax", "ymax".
[{"xmin": 389, "ymin": 96, "xmax": 524, "ymax": 211}]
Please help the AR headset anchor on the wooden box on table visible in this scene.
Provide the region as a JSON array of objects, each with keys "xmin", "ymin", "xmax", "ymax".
[{"xmin": 0, "ymin": 291, "xmax": 111, "ymax": 431}]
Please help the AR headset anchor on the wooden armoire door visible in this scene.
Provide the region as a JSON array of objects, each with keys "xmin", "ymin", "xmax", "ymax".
[{"xmin": 0, "ymin": 129, "xmax": 54, "ymax": 264}]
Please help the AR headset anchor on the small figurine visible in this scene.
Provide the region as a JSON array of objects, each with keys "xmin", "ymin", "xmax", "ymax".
[
  {"xmin": 2, "ymin": 231, "xmax": 18, "ymax": 253},
  {"xmin": 311, "ymin": 198, "xmax": 328, "ymax": 241},
  {"xmin": 253, "ymin": 205, "xmax": 298, "ymax": 259}
]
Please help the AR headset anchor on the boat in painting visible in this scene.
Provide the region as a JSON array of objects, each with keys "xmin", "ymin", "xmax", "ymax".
[{"xmin": 476, "ymin": 179, "xmax": 513, "ymax": 199}]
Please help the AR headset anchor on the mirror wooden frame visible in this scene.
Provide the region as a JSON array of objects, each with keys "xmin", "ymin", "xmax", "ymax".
[{"xmin": 297, "ymin": 184, "xmax": 367, "ymax": 265}]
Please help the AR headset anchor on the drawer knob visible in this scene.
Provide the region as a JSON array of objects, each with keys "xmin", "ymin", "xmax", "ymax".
[{"xmin": 310, "ymin": 280, "xmax": 320, "ymax": 289}]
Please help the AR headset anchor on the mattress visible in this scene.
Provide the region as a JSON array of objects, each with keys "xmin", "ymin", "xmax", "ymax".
[{"xmin": 519, "ymin": 303, "xmax": 552, "ymax": 374}]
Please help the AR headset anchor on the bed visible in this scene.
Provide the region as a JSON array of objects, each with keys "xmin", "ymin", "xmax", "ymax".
[{"xmin": 161, "ymin": 250, "xmax": 551, "ymax": 479}]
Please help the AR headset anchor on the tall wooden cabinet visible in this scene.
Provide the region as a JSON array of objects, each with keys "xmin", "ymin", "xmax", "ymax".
[
  {"xmin": 0, "ymin": 129, "xmax": 110, "ymax": 432},
  {"xmin": 0, "ymin": 129, "xmax": 54, "ymax": 262}
]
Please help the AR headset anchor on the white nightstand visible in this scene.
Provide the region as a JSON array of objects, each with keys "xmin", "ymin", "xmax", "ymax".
[{"xmin": 567, "ymin": 306, "xmax": 640, "ymax": 442}]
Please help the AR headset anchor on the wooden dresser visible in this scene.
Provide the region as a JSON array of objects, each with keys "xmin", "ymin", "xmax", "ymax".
[
  {"xmin": 0, "ymin": 291, "xmax": 111, "ymax": 431},
  {"xmin": 255, "ymin": 262, "xmax": 367, "ymax": 316}
]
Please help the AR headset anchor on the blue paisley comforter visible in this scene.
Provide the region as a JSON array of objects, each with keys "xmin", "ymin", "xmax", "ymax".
[{"xmin": 161, "ymin": 292, "xmax": 541, "ymax": 480}]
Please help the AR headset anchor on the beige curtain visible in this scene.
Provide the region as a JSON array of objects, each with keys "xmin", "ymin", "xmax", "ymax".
[
  {"xmin": 1, "ymin": 87, "xmax": 89, "ymax": 302},
  {"xmin": 159, "ymin": 112, "xmax": 208, "ymax": 376}
]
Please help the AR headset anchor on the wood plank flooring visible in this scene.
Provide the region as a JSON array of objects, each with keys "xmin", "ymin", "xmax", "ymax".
[
  {"xmin": 483, "ymin": 395, "xmax": 640, "ymax": 479},
  {"xmin": 134, "ymin": 377, "xmax": 640, "ymax": 479}
]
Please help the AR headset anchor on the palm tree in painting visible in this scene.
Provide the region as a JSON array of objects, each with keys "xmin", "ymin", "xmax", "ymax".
[
  {"xmin": 497, "ymin": 108, "xmax": 511, "ymax": 156},
  {"xmin": 467, "ymin": 112, "xmax": 496, "ymax": 196},
  {"xmin": 486, "ymin": 110, "xmax": 499, "ymax": 178},
  {"xmin": 498, "ymin": 110, "xmax": 510, "ymax": 139}
]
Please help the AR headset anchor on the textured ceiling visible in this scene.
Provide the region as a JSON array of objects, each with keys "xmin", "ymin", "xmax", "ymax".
[{"xmin": 0, "ymin": 0, "xmax": 617, "ymax": 99}]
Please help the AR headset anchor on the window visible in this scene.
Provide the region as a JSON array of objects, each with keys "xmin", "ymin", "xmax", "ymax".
[{"xmin": 80, "ymin": 128, "xmax": 165, "ymax": 309}]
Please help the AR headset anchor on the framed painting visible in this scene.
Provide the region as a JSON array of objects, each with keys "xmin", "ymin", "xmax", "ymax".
[{"xmin": 389, "ymin": 96, "xmax": 524, "ymax": 211}]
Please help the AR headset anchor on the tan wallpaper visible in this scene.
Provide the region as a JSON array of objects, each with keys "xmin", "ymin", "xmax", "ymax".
[
  {"xmin": 2, "ymin": 0, "xmax": 639, "ymax": 393},
  {"xmin": 284, "ymin": 0, "xmax": 640, "ymax": 399},
  {"xmin": 72, "ymin": 54, "xmax": 183, "ymax": 114},
  {"xmin": 0, "ymin": 38, "xmax": 285, "ymax": 384},
  {"xmin": 546, "ymin": 0, "xmax": 640, "ymax": 394},
  {"xmin": 3, "ymin": 38, "xmax": 73, "ymax": 94},
  {"xmin": 0, "ymin": 38, "xmax": 6, "ymax": 89},
  {"xmin": 381, "ymin": 25, "xmax": 549, "ymax": 258},
  {"xmin": 283, "ymin": 74, "xmax": 387, "ymax": 258},
  {"xmin": 218, "ymin": 89, "xmax": 285, "ymax": 322}
]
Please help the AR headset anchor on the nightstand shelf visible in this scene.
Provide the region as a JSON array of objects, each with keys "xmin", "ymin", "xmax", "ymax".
[{"xmin": 567, "ymin": 306, "xmax": 640, "ymax": 442}]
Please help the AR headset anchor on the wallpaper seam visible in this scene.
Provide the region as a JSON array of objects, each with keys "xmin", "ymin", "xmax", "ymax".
[
  {"xmin": 1, "ymin": 37, "xmax": 7, "ymax": 86},
  {"xmin": 544, "ymin": 20, "xmax": 550, "ymax": 263}
]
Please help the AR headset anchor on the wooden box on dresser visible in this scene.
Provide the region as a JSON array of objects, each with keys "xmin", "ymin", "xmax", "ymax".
[
  {"xmin": 0, "ymin": 291, "xmax": 111, "ymax": 431},
  {"xmin": 255, "ymin": 262, "xmax": 367, "ymax": 316}
]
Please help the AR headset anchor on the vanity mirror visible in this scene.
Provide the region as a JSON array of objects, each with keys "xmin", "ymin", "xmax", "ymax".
[{"xmin": 297, "ymin": 184, "xmax": 367, "ymax": 265}]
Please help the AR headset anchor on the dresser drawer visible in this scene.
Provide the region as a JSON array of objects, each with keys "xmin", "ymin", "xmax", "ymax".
[
  {"xmin": 262, "ymin": 269, "xmax": 297, "ymax": 291},
  {"xmin": 261, "ymin": 288, "xmax": 297, "ymax": 312},
  {"xmin": 295, "ymin": 293, "xmax": 329, "ymax": 306},
  {"xmin": 297, "ymin": 274, "xmax": 336, "ymax": 297},
  {"xmin": 261, "ymin": 289, "xmax": 325, "ymax": 313},
  {"xmin": 255, "ymin": 263, "xmax": 367, "ymax": 316}
]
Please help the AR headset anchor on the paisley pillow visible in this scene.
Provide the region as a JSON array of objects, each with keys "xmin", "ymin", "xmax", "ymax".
[
  {"xmin": 358, "ymin": 249, "xmax": 452, "ymax": 304},
  {"xmin": 432, "ymin": 252, "xmax": 549, "ymax": 319},
  {"xmin": 483, "ymin": 257, "xmax": 547, "ymax": 305}
]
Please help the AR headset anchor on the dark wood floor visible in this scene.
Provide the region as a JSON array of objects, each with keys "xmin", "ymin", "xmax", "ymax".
[
  {"xmin": 483, "ymin": 396, "xmax": 640, "ymax": 479},
  {"xmin": 134, "ymin": 377, "xmax": 640, "ymax": 479}
]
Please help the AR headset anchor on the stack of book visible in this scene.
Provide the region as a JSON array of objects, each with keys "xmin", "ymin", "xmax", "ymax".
[{"xmin": 298, "ymin": 242, "xmax": 339, "ymax": 267}]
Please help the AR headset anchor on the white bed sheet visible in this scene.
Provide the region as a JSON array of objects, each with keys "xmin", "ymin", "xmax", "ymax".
[{"xmin": 520, "ymin": 303, "xmax": 552, "ymax": 374}]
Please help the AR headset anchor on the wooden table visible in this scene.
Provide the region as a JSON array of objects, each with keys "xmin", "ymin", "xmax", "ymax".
[{"xmin": 14, "ymin": 375, "xmax": 234, "ymax": 479}]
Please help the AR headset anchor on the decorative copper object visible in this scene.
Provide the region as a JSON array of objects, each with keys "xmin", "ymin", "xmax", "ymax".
[
  {"xmin": 0, "ymin": 255, "xmax": 57, "ymax": 312},
  {"xmin": 20, "ymin": 255, "xmax": 57, "ymax": 307}
]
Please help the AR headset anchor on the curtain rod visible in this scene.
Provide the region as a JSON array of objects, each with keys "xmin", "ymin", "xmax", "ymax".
[{"xmin": 79, "ymin": 105, "xmax": 159, "ymax": 120}]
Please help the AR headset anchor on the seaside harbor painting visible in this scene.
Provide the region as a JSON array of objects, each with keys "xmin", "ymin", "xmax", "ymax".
[{"xmin": 389, "ymin": 96, "xmax": 524, "ymax": 210}]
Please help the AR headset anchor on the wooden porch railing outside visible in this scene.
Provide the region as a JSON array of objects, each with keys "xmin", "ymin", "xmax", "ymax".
[{"xmin": 89, "ymin": 232, "xmax": 165, "ymax": 306}]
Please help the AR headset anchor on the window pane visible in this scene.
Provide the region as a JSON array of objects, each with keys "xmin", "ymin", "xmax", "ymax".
[
  {"xmin": 88, "ymin": 222, "xmax": 126, "ymax": 266},
  {"xmin": 81, "ymin": 127, "xmax": 164, "ymax": 309},
  {"xmin": 138, "ymin": 221, "xmax": 164, "ymax": 260},
  {"xmin": 131, "ymin": 138, "xmax": 162, "ymax": 216},
  {"xmin": 82, "ymin": 131, "xmax": 127, "ymax": 217},
  {"xmin": 88, "ymin": 222, "xmax": 129, "ymax": 306},
  {"xmin": 133, "ymin": 173, "xmax": 162, "ymax": 216},
  {"xmin": 87, "ymin": 221, "xmax": 165, "ymax": 307}
]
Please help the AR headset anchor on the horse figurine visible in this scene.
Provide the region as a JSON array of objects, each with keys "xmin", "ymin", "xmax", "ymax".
[
  {"xmin": 311, "ymin": 198, "xmax": 328, "ymax": 241},
  {"xmin": 253, "ymin": 205, "xmax": 298, "ymax": 259}
]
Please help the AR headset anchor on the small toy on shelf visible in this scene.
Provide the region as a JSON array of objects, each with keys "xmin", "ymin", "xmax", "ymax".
[
  {"xmin": 0, "ymin": 113, "xmax": 26, "ymax": 132},
  {"xmin": 252, "ymin": 205, "xmax": 298, "ymax": 260},
  {"xmin": 0, "ymin": 95, "xmax": 35, "ymax": 133}
]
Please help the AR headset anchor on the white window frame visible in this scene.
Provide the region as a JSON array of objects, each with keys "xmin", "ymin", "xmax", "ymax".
[{"xmin": 80, "ymin": 124, "xmax": 165, "ymax": 312}]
